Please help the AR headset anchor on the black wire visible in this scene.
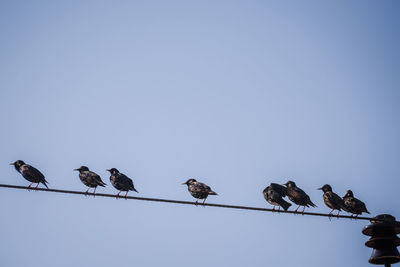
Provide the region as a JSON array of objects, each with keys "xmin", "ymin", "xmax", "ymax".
[{"xmin": 0, "ymin": 183, "xmax": 375, "ymax": 221}]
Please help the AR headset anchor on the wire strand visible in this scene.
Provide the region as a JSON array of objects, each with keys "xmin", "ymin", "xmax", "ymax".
[{"xmin": 0, "ymin": 183, "xmax": 375, "ymax": 221}]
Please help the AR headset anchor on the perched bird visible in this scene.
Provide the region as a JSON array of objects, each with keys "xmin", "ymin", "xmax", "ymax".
[
  {"xmin": 343, "ymin": 190, "xmax": 370, "ymax": 217},
  {"xmin": 182, "ymin": 178, "xmax": 217, "ymax": 204},
  {"xmin": 318, "ymin": 184, "xmax": 346, "ymax": 216},
  {"xmin": 263, "ymin": 184, "xmax": 292, "ymax": 211},
  {"xmin": 107, "ymin": 168, "xmax": 138, "ymax": 198},
  {"xmin": 10, "ymin": 160, "xmax": 48, "ymax": 189},
  {"xmin": 74, "ymin": 166, "xmax": 106, "ymax": 194},
  {"xmin": 283, "ymin": 180, "xmax": 317, "ymax": 213},
  {"xmin": 269, "ymin": 183, "xmax": 288, "ymax": 197}
]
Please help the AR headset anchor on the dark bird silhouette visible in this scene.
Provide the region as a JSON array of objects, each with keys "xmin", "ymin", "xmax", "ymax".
[
  {"xmin": 263, "ymin": 184, "xmax": 292, "ymax": 211},
  {"xmin": 270, "ymin": 183, "xmax": 288, "ymax": 197},
  {"xmin": 343, "ymin": 190, "xmax": 370, "ymax": 217},
  {"xmin": 107, "ymin": 168, "xmax": 138, "ymax": 198},
  {"xmin": 10, "ymin": 160, "xmax": 48, "ymax": 189},
  {"xmin": 318, "ymin": 184, "xmax": 346, "ymax": 216},
  {"xmin": 74, "ymin": 166, "xmax": 106, "ymax": 194},
  {"xmin": 283, "ymin": 180, "xmax": 317, "ymax": 214},
  {"xmin": 182, "ymin": 178, "xmax": 217, "ymax": 205}
]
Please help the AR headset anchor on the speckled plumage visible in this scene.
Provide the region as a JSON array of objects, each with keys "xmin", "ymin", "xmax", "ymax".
[
  {"xmin": 263, "ymin": 184, "xmax": 291, "ymax": 211},
  {"xmin": 10, "ymin": 160, "xmax": 48, "ymax": 189},
  {"xmin": 182, "ymin": 178, "xmax": 217, "ymax": 204},
  {"xmin": 284, "ymin": 181, "xmax": 316, "ymax": 213},
  {"xmin": 343, "ymin": 190, "xmax": 370, "ymax": 216},
  {"xmin": 107, "ymin": 168, "xmax": 138, "ymax": 197},
  {"xmin": 74, "ymin": 166, "xmax": 106, "ymax": 194},
  {"xmin": 318, "ymin": 184, "xmax": 346, "ymax": 216}
]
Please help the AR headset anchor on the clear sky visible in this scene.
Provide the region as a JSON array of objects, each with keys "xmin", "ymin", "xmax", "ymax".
[{"xmin": 1, "ymin": 1, "xmax": 399, "ymax": 266}]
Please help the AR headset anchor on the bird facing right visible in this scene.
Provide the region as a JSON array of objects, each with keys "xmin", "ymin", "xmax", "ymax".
[
  {"xmin": 182, "ymin": 178, "xmax": 217, "ymax": 205},
  {"xmin": 343, "ymin": 190, "xmax": 370, "ymax": 217},
  {"xmin": 107, "ymin": 168, "xmax": 138, "ymax": 198},
  {"xmin": 318, "ymin": 184, "xmax": 346, "ymax": 216}
]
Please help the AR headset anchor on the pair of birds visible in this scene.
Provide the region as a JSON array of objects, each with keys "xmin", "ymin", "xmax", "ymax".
[
  {"xmin": 263, "ymin": 181, "xmax": 316, "ymax": 213},
  {"xmin": 318, "ymin": 184, "xmax": 370, "ymax": 217},
  {"xmin": 10, "ymin": 160, "xmax": 138, "ymax": 197},
  {"xmin": 263, "ymin": 181, "xmax": 369, "ymax": 217},
  {"xmin": 74, "ymin": 166, "xmax": 138, "ymax": 197}
]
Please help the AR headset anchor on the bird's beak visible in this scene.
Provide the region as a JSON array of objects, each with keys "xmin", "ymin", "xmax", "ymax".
[
  {"xmin": 317, "ymin": 187, "xmax": 322, "ymax": 190},
  {"xmin": 181, "ymin": 182, "xmax": 186, "ymax": 185},
  {"xmin": 73, "ymin": 169, "xmax": 79, "ymax": 171},
  {"xmin": 9, "ymin": 163, "xmax": 14, "ymax": 165},
  {"xmin": 106, "ymin": 169, "xmax": 111, "ymax": 172}
]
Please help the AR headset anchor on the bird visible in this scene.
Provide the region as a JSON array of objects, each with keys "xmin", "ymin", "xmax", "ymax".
[
  {"xmin": 182, "ymin": 178, "xmax": 217, "ymax": 205},
  {"xmin": 263, "ymin": 184, "xmax": 292, "ymax": 211},
  {"xmin": 269, "ymin": 183, "xmax": 288, "ymax": 197},
  {"xmin": 317, "ymin": 184, "xmax": 346, "ymax": 216},
  {"xmin": 283, "ymin": 180, "xmax": 317, "ymax": 213},
  {"xmin": 74, "ymin": 166, "xmax": 106, "ymax": 194},
  {"xmin": 10, "ymin": 160, "xmax": 48, "ymax": 189},
  {"xmin": 343, "ymin": 190, "xmax": 370, "ymax": 217},
  {"xmin": 107, "ymin": 168, "xmax": 138, "ymax": 198}
]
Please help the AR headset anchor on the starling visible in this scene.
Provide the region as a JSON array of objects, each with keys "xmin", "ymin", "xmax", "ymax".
[
  {"xmin": 270, "ymin": 183, "xmax": 288, "ymax": 197},
  {"xmin": 10, "ymin": 160, "xmax": 48, "ymax": 189},
  {"xmin": 74, "ymin": 166, "xmax": 106, "ymax": 194},
  {"xmin": 343, "ymin": 190, "xmax": 370, "ymax": 217},
  {"xmin": 318, "ymin": 184, "xmax": 346, "ymax": 216},
  {"xmin": 182, "ymin": 178, "xmax": 217, "ymax": 204},
  {"xmin": 283, "ymin": 180, "xmax": 317, "ymax": 213},
  {"xmin": 263, "ymin": 184, "xmax": 292, "ymax": 211},
  {"xmin": 107, "ymin": 168, "xmax": 138, "ymax": 198}
]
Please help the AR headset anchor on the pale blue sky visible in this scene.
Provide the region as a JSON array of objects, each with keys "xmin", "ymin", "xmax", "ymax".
[{"xmin": 1, "ymin": 1, "xmax": 399, "ymax": 267}]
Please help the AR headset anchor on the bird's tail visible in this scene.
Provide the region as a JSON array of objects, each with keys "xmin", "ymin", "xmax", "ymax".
[
  {"xmin": 209, "ymin": 190, "xmax": 217, "ymax": 195},
  {"xmin": 132, "ymin": 187, "xmax": 138, "ymax": 193},
  {"xmin": 279, "ymin": 199, "xmax": 292, "ymax": 211},
  {"xmin": 99, "ymin": 181, "xmax": 107, "ymax": 187},
  {"xmin": 308, "ymin": 199, "xmax": 317, "ymax": 208},
  {"xmin": 43, "ymin": 181, "xmax": 49, "ymax": 189}
]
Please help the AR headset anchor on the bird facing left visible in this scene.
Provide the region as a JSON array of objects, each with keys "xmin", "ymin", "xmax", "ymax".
[{"xmin": 10, "ymin": 160, "xmax": 49, "ymax": 189}]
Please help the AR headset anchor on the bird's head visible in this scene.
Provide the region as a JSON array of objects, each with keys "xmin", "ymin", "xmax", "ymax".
[
  {"xmin": 106, "ymin": 168, "xmax": 119, "ymax": 175},
  {"xmin": 74, "ymin": 166, "xmax": 89, "ymax": 172},
  {"xmin": 344, "ymin": 190, "xmax": 354, "ymax": 198},
  {"xmin": 284, "ymin": 180, "xmax": 296, "ymax": 188},
  {"xmin": 10, "ymin": 160, "xmax": 25, "ymax": 171},
  {"xmin": 182, "ymin": 178, "xmax": 197, "ymax": 185},
  {"xmin": 317, "ymin": 184, "xmax": 332, "ymax": 193}
]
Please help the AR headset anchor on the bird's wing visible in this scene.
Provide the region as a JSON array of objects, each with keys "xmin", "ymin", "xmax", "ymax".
[
  {"xmin": 88, "ymin": 171, "xmax": 106, "ymax": 186},
  {"xmin": 270, "ymin": 183, "xmax": 288, "ymax": 196},
  {"xmin": 21, "ymin": 165, "xmax": 45, "ymax": 181}
]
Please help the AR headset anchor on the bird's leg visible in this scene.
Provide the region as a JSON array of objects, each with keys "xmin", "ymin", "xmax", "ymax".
[
  {"xmin": 116, "ymin": 191, "xmax": 121, "ymax": 199},
  {"xmin": 337, "ymin": 210, "xmax": 341, "ymax": 217},
  {"xmin": 124, "ymin": 191, "xmax": 128, "ymax": 199},
  {"xmin": 34, "ymin": 183, "xmax": 40, "ymax": 191},
  {"xmin": 302, "ymin": 206, "xmax": 306, "ymax": 215},
  {"xmin": 93, "ymin": 187, "xmax": 97, "ymax": 197},
  {"xmin": 295, "ymin": 205, "xmax": 300, "ymax": 213},
  {"xmin": 278, "ymin": 206, "xmax": 281, "ymax": 212},
  {"xmin": 85, "ymin": 188, "xmax": 89, "ymax": 196},
  {"xmin": 272, "ymin": 205, "xmax": 276, "ymax": 212},
  {"xmin": 202, "ymin": 197, "xmax": 207, "ymax": 207},
  {"xmin": 195, "ymin": 199, "xmax": 198, "ymax": 206},
  {"xmin": 27, "ymin": 183, "xmax": 33, "ymax": 191}
]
